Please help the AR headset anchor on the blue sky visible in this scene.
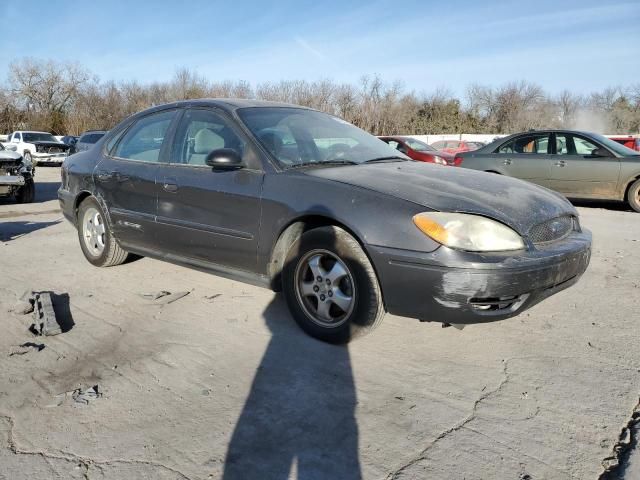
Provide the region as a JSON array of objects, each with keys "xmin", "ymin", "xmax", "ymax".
[{"xmin": 1, "ymin": 0, "xmax": 638, "ymax": 95}]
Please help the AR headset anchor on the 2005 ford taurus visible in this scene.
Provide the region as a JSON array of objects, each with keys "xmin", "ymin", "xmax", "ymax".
[{"xmin": 59, "ymin": 100, "xmax": 591, "ymax": 343}]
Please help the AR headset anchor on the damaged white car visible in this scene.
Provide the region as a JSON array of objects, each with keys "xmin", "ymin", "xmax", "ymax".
[
  {"xmin": 0, "ymin": 143, "xmax": 35, "ymax": 203},
  {"xmin": 7, "ymin": 131, "xmax": 70, "ymax": 166}
]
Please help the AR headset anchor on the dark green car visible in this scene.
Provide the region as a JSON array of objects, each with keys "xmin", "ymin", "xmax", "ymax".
[{"xmin": 456, "ymin": 130, "xmax": 640, "ymax": 212}]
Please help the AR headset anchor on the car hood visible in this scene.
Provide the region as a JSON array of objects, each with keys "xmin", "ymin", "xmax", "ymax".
[
  {"xmin": 30, "ymin": 141, "xmax": 69, "ymax": 149},
  {"xmin": 0, "ymin": 150, "xmax": 23, "ymax": 162},
  {"xmin": 303, "ymin": 162, "xmax": 576, "ymax": 235}
]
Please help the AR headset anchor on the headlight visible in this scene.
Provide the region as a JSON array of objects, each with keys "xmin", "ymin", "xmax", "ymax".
[
  {"xmin": 413, "ymin": 212, "xmax": 525, "ymax": 252},
  {"xmin": 432, "ymin": 155, "xmax": 447, "ymax": 165}
]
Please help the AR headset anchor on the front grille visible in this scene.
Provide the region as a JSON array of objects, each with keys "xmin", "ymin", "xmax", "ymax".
[
  {"xmin": 528, "ymin": 216, "xmax": 575, "ymax": 245},
  {"xmin": 47, "ymin": 147, "xmax": 64, "ymax": 153}
]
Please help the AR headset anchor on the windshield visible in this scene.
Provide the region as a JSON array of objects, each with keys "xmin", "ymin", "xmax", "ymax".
[
  {"xmin": 237, "ymin": 107, "xmax": 407, "ymax": 167},
  {"xmin": 22, "ymin": 132, "xmax": 58, "ymax": 143},
  {"xmin": 404, "ymin": 138, "xmax": 436, "ymax": 152},
  {"xmin": 590, "ymin": 133, "xmax": 640, "ymax": 156}
]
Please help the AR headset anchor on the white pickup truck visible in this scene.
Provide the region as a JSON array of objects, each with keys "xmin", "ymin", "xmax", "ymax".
[{"xmin": 6, "ymin": 131, "xmax": 70, "ymax": 166}]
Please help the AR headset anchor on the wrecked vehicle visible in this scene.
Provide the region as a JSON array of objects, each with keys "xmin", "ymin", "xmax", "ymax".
[
  {"xmin": 0, "ymin": 143, "xmax": 35, "ymax": 203},
  {"xmin": 7, "ymin": 131, "xmax": 70, "ymax": 166},
  {"xmin": 59, "ymin": 100, "xmax": 592, "ymax": 343}
]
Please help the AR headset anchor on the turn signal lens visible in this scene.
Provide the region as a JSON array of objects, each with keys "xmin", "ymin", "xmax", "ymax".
[{"xmin": 413, "ymin": 214, "xmax": 449, "ymax": 244}]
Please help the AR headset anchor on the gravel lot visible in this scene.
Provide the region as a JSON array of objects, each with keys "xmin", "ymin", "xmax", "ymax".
[{"xmin": 1, "ymin": 167, "xmax": 638, "ymax": 480}]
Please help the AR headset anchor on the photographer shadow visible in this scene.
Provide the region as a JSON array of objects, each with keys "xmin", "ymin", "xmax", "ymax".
[{"xmin": 222, "ymin": 295, "xmax": 362, "ymax": 480}]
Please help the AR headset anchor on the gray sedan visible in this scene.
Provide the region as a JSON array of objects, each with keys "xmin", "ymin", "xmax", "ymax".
[
  {"xmin": 456, "ymin": 130, "xmax": 640, "ymax": 212},
  {"xmin": 59, "ymin": 101, "xmax": 591, "ymax": 343}
]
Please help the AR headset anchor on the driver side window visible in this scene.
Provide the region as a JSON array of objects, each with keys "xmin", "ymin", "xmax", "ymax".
[
  {"xmin": 171, "ymin": 109, "xmax": 245, "ymax": 166},
  {"xmin": 572, "ymin": 135, "xmax": 599, "ymax": 155}
]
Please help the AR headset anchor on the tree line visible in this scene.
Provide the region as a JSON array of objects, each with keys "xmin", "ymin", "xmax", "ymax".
[{"xmin": 1, "ymin": 58, "xmax": 639, "ymax": 137}]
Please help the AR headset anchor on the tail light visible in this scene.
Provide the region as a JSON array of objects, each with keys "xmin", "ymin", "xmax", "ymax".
[{"xmin": 453, "ymin": 155, "xmax": 464, "ymax": 166}]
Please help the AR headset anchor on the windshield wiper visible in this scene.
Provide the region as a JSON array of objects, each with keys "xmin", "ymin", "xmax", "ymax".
[
  {"xmin": 364, "ymin": 156, "xmax": 407, "ymax": 163},
  {"xmin": 288, "ymin": 160, "xmax": 359, "ymax": 169}
]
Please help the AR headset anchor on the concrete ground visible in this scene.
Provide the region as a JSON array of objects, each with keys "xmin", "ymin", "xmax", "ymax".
[{"xmin": 0, "ymin": 167, "xmax": 638, "ymax": 480}]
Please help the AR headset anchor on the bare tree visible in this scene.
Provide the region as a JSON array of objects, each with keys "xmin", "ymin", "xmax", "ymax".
[{"xmin": 8, "ymin": 58, "xmax": 90, "ymax": 133}]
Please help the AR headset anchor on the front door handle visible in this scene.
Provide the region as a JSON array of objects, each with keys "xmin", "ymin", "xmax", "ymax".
[
  {"xmin": 163, "ymin": 178, "xmax": 178, "ymax": 193},
  {"xmin": 503, "ymin": 158, "xmax": 512, "ymax": 166},
  {"xmin": 554, "ymin": 160, "xmax": 566, "ymax": 167}
]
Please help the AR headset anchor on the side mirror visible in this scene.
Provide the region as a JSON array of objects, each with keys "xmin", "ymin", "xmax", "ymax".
[
  {"xmin": 205, "ymin": 148, "xmax": 243, "ymax": 170},
  {"xmin": 591, "ymin": 147, "xmax": 612, "ymax": 157}
]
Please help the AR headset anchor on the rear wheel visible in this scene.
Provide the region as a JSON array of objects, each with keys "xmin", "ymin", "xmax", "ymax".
[
  {"xmin": 627, "ymin": 179, "xmax": 640, "ymax": 213},
  {"xmin": 283, "ymin": 226, "xmax": 385, "ymax": 343},
  {"xmin": 15, "ymin": 178, "xmax": 35, "ymax": 203},
  {"xmin": 77, "ymin": 197, "xmax": 129, "ymax": 267}
]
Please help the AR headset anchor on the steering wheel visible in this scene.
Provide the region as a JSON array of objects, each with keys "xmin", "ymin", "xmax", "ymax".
[{"xmin": 324, "ymin": 143, "xmax": 352, "ymax": 161}]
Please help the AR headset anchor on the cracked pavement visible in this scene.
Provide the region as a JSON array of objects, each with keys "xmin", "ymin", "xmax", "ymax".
[{"xmin": 0, "ymin": 168, "xmax": 639, "ymax": 479}]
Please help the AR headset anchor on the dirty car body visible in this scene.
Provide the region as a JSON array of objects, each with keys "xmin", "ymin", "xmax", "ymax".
[
  {"xmin": 59, "ymin": 100, "xmax": 591, "ymax": 341},
  {"xmin": 0, "ymin": 143, "xmax": 35, "ymax": 203}
]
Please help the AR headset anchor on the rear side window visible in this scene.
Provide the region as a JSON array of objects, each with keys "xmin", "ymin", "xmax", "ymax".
[
  {"xmin": 497, "ymin": 134, "xmax": 549, "ymax": 154},
  {"xmin": 431, "ymin": 141, "xmax": 445, "ymax": 149},
  {"xmin": 113, "ymin": 110, "xmax": 176, "ymax": 162}
]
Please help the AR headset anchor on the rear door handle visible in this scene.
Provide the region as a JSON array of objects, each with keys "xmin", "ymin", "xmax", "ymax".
[
  {"xmin": 503, "ymin": 158, "xmax": 512, "ymax": 165},
  {"xmin": 96, "ymin": 170, "xmax": 130, "ymax": 182},
  {"xmin": 554, "ymin": 160, "xmax": 566, "ymax": 167},
  {"xmin": 96, "ymin": 170, "xmax": 116, "ymax": 181}
]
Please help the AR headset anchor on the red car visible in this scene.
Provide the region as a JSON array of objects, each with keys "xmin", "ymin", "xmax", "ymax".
[
  {"xmin": 607, "ymin": 135, "xmax": 640, "ymax": 152},
  {"xmin": 378, "ymin": 136, "xmax": 457, "ymax": 165},
  {"xmin": 430, "ymin": 139, "xmax": 485, "ymax": 155}
]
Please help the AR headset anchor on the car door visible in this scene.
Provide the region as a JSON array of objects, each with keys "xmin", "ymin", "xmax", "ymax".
[
  {"xmin": 155, "ymin": 107, "xmax": 264, "ymax": 272},
  {"xmin": 491, "ymin": 133, "xmax": 553, "ymax": 187},
  {"xmin": 94, "ymin": 108, "xmax": 179, "ymax": 251},
  {"xmin": 548, "ymin": 133, "xmax": 621, "ymax": 198}
]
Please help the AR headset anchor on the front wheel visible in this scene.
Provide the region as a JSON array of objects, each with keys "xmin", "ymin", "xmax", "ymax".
[
  {"xmin": 77, "ymin": 197, "xmax": 129, "ymax": 267},
  {"xmin": 283, "ymin": 226, "xmax": 385, "ymax": 343},
  {"xmin": 627, "ymin": 179, "xmax": 640, "ymax": 213}
]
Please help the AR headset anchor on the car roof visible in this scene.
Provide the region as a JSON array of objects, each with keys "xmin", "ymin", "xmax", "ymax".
[
  {"xmin": 80, "ymin": 130, "xmax": 107, "ymax": 135},
  {"xmin": 17, "ymin": 130, "xmax": 52, "ymax": 134},
  {"xmin": 134, "ymin": 98, "xmax": 311, "ymax": 118}
]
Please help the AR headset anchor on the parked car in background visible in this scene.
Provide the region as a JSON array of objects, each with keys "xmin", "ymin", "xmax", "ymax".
[
  {"xmin": 72, "ymin": 130, "xmax": 107, "ymax": 154},
  {"xmin": 378, "ymin": 136, "xmax": 456, "ymax": 165},
  {"xmin": 606, "ymin": 135, "xmax": 640, "ymax": 152},
  {"xmin": 59, "ymin": 100, "xmax": 591, "ymax": 343},
  {"xmin": 0, "ymin": 142, "xmax": 35, "ymax": 203},
  {"xmin": 60, "ymin": 135, "xmax": 80, "ymax": 149},
  {"xmin": 7, "ymin": 131, "xmax": 70, "ymax": 166},
  {"xmin": 457, "ymin": 130, "xmax": 640, "ymax": 212},
  {"xmin": 430, "ymin": 139, "xmax": 485, "ymax": 154}
]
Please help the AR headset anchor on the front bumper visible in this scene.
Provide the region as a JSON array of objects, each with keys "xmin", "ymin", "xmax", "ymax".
[
  {"xmin": 368, "ymin": 230, "xmax": 592, "ymax": 324},
  {"xmin": 0, "ymin": 175, "xmax": 26, "ymax": 186},
  {"xmin": 33, "ymin": 153, "xmax": 67, "ymax": 164}
]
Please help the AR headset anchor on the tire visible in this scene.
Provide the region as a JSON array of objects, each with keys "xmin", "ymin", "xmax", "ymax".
[
  {"xmin": 77, "ymin": 197, "xmax": 129, "ymax": 267},
  {"xmin": 627, "ymin": 178, "xmax": 640, "ymax": 213},
  {"xmin": 282, "ymin": 226, "xmax": 385, "ymax": 343},
  {"xmin": 15, "ymin": 178, "xmax": 35, "ymax": 203}
]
